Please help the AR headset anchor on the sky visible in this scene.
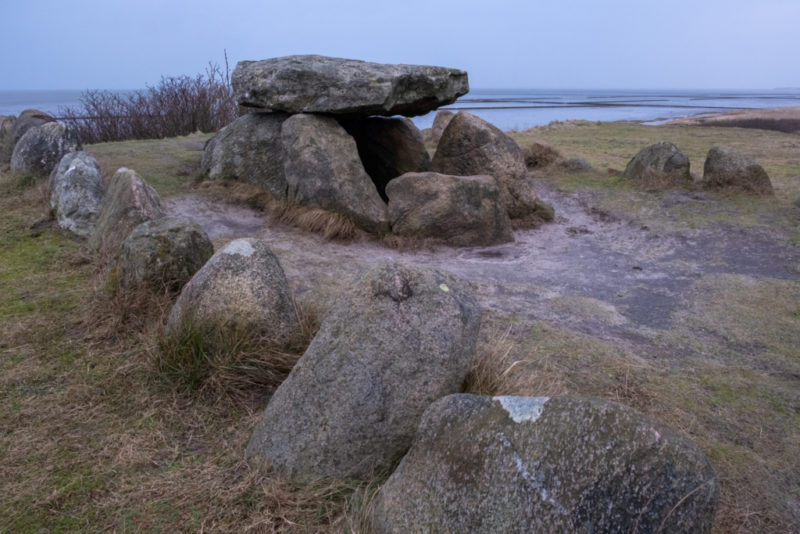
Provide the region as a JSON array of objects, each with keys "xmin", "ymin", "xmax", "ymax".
[{"xmin": 1, "ymin": 0, "xmax": 798, "ymax": 90}]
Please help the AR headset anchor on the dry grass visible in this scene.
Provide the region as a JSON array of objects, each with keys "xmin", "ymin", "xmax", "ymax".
[
  {"xmin": 4, "ymin": 119, "xmax": 800, "ymax": 532},
  {"xmin": 155, "ymin": 298, "xmax": 321, "ymax": 402},
  {"xmin": 197, "ymin": 180, "xmax": 365, "ymax": 241}
]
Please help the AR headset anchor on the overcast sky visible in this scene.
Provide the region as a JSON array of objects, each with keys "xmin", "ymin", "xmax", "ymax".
[{"xmin": 1, "ymin": 0, "xmax": 798, "ymax": 90}]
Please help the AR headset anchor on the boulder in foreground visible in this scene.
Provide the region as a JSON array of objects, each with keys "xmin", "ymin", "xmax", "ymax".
[
  {"xmin": 701, "ymin": 145, "xmax": 773, "ymax": 194},
  {"xmin": 232, "ymin": 55, "xmax": 468, "ymax": 117},
  {"xmin": 49, "ymin": 151, "xmax": 105, "ymax": 238},
  {"xmin": 386, "ymin": 172, "xmax": 513, "ymax": 246},
  {"xmin": 245, "ymin": 262, "xmax": 481, "ymax": 481},
  {"xmin": 623, "ymin": 141, "xmax": 691, "ymax": 182},
  {"xmin": 372, "ymin": 394, "xmax": 719, "ymax": 534}
]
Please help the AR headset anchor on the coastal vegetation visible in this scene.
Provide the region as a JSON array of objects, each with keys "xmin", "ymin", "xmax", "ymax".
[
  {"xmin": 59, "ymin": 62, "xmax": 240, "ymax": 144},
  {"xmin": 1, "ymin": 119, "xmax": 799, "ymax": 532}
]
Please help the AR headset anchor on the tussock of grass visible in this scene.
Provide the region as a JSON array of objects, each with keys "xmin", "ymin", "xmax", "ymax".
[
  {"xmin": 155, "ymin": 298, "xmax": 321, "ymax": 401},
  {"xmin": 463, "ymin": 326, "xmax": 568, "ymax": 397},
  {"xmin": 198, "ymin": 179, "xmax": 365, "ymax": 241}
]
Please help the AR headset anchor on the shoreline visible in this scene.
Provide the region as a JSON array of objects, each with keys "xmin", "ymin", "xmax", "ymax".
[{"xmin": 661, "ymin": 105, "xmax": 800, "ymax": 133}]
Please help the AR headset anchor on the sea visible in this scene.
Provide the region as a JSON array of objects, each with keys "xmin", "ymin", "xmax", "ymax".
[{"xmin": 2, "ymin": 88, "xmax": 800, "ymax": 131}]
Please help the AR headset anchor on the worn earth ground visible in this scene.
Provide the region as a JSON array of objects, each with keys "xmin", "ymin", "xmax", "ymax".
[{"xmin": 1, "ymin": 120, "xmax": 799, "ymax": 532}]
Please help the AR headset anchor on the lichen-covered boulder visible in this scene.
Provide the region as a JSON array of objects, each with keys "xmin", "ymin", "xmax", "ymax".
[
  {"xmin": 339, "ymin": 116, "xmax": 430, "ymax": 201},
  {"xmin": 49, "ymin": 152, "xmax": 105, "ymax": 238},
  {"xmin": 431, "ymin": 111, "xmax": 553, "ymax": 226},
  {"xmin": 166, "ymin": 238, "xmax": 301, "ymax": 348},
  {"xmin": 232, "ymin": 55, "xmax": 469, "ymax": 117},
  {"xmin": 89, "ymin": 168, "xmax": 165, "ymax": 255},
  {"xmin": 280, "ymin": 113, "xmax": 389, "ymax": 234},
  {"xmin": 245, "ymin": 262, "xmax": 481, "ymax": 481},
  {"xmin": 701, "ymin": 145, "xmax": 773, "ymax": 194},
  {"xmin": 372, "ymin": 394, "xmax": 719, "ymax": 534},
  {"xmin": 10, "ymin": 122, "xmax": 81, "ymax": 178},
  {"xmin": 200, "ymin": 112, "xmax": 289, "ymax": 199},
  {"xmin": 623, "ymin": 141, "xmax": 691, "ymax": 181},
  {"xmin": 111, "ymin": 216, "xmax": 214, "ymax": 293},
  {"xmin": 1, "ymin": 109, "xmax": 53, "ymax": 163},
  {"xmin": 386, "ymin": 172, "xmax": 513, "ymax": 246}
]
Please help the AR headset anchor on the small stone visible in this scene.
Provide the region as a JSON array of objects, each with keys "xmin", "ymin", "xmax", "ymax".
[
  {"xmin": 700, "ymin": 145, "xmax": 773, "ymax": 194},
  {"xmin": 623, "ymin": 142, "xmax": 691, "ymax": 181}
]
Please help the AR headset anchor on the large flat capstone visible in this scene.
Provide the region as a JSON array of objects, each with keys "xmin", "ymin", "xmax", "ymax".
[{"xmin": 232, "ymin": 55, "xmax": 469, "ymax": 117}]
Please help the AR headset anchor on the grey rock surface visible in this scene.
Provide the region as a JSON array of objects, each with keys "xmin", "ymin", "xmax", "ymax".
[
  {"xmin": 232, "ymin": 55, "xmax": 468, "ymax": 117},
  {"xmin": 431, "ymin": 112, "xmax": 554, "ymax": 225},
  {"xmin": 339, "ymin": 116, "xmax": 430, "ymax": 201},
  {"xmin": 49, "ymin": 152, "xmax": 105, "ymax": 238},
  {"xmin": 701, "ymin": 145, "xmax": 773, "ymax": 194},
  {"xmin": 166, "ymin": 238, "xmax": 300, "ymax": 348},
  {"xmin": 386, "ymin": 172, "xmax": 513, "ymax": 246},
  {"xmin": 89, "ymin": 168, "xmax": 165, "ymax": 255},
  {"xmin": 429, "ymin": 109, "xmax": 455, "ymax": 147},
  {"xmin": 112, "ymin": 215, "xmax": 214, "ymax": 293},
  {"xmin": 623, "ymin": 141, "xmax": 691, "ymax": 181},
  {"xmin": 1, "ymin": 109, "xmax": 53, "ymax": 163},
  {"xmin": 245, "ymin": 262, "xmax": 481, "ymax": 481},
  {"xmin": 280, "ymin": 113, "xmax": 389, "ymax": 234},
  {"xmin": 372, "ymin": 394, "xmax": 719, "ymax": 534},
  {"xmin": 11, "ymin": 122, "xmax": 81, "ymax": 178},
  {"xmin": 200, "ymin": 112, "xmax": 289, "ymax": 199}
]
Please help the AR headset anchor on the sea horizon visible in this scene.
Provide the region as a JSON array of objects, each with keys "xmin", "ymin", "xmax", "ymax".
[{"xmin": 2, "ymin": 87, "xmax": 799, "ymax": 132}]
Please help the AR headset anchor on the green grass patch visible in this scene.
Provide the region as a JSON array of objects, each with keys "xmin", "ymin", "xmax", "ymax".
[{"xmin": 85, "ymin": 132, "xmax": 212, "ymax": 198}]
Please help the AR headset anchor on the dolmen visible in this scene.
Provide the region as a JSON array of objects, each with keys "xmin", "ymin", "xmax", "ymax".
[{"xmin": 201, "ymin": 55, "xmax": 553, "ymax": 246}]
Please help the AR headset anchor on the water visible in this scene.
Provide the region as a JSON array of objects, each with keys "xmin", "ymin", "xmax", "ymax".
[
  {"xmin": 0, "ymin": 90, "xmax": 85, "ymax": 117},
  {"xmin": 411, "ymin": 88, "xmax": 800, "ymax": 131},
  {"xmin": 2, "ymin": 88, "xmax": 799, "ymax": 131}
]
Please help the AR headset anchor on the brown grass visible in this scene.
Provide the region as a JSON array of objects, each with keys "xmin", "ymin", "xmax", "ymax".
[
  {"xmin": 155, "ymin": 297, "xmax": 321, "ymax": 402},
  {"xmin": 197, "ymin": 180, "xmax": 365, "ymax": 241}
]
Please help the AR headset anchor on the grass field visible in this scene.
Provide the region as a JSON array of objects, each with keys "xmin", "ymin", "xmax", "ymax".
[{"xmin": 1, "ymin": 123, "xmax": 799, "ymax": 532}]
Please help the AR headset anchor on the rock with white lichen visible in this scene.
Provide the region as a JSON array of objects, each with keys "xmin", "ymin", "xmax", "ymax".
[
  {"xmin": 166, "ymin": 238, "xmax": 301, "ymax": 348},
  {"xmin": 371, "ymin": 394, "xmax": 719, "ymax": 534},
  {"xmin": 245, "ymin": 262, "xmax": 481, "ymax": 481},
  {"xmin": 49, "ymin": 151, "xmax": 105, "ymax": 238}
]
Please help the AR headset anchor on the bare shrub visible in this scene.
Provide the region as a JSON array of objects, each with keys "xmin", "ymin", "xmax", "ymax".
[{"xmin": 60, "ymin": 61, "xmax": 241, "ymax": 144}]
